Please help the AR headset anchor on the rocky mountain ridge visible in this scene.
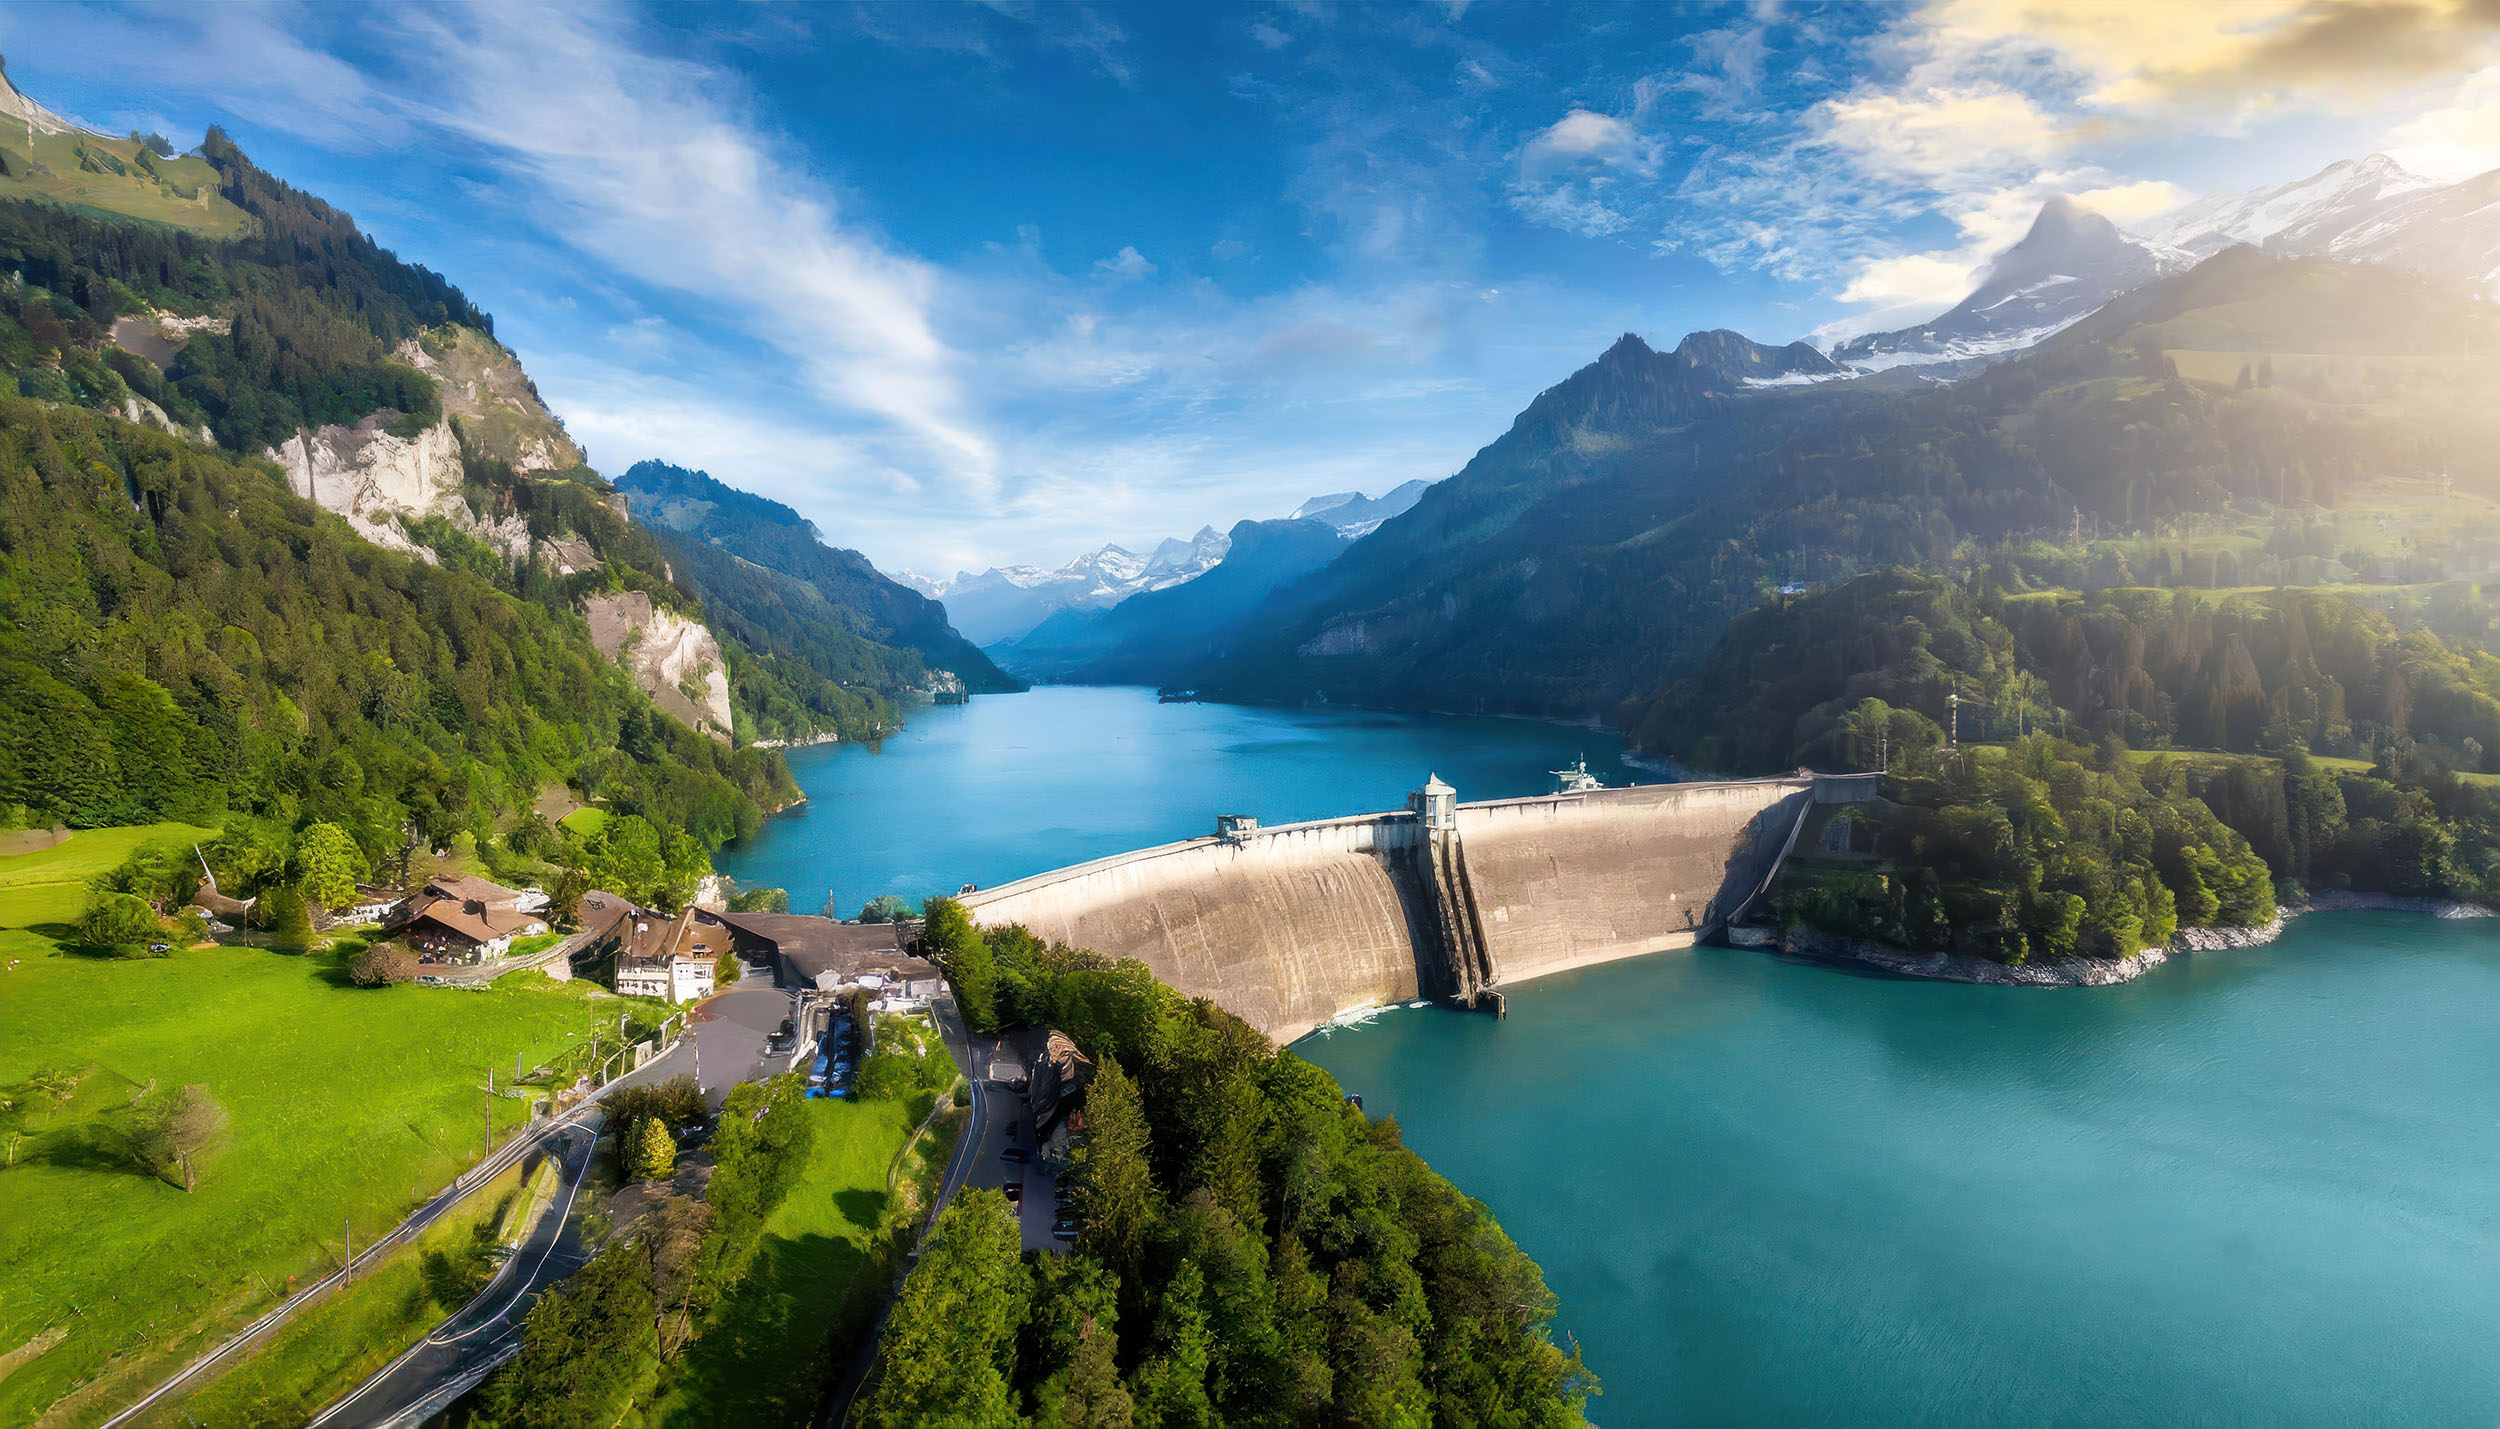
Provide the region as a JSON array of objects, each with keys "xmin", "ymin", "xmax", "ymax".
[{"xmin": 1836, "ymin": 196, "xmax": 2184, "ymax": 371}]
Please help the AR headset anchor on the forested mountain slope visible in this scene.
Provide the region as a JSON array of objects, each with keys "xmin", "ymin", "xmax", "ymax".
[
  {"xmin": 1186, "ymin": 250, "xmax": 2500, "ymax": 720},
  {"xmin": 0, "ymin": 110, "xmax": 975, "ymax": 747},
  {"xmin": 1640, "ymin": 570, "xmax": 2500, "ymax": 964},
  {"xmin": 617, "ymin": 459, "xmax": 1019, "ymax": 695},
  {"xmin": 0, "ymin": 397, "xmax": 794, "ymax": 853}
]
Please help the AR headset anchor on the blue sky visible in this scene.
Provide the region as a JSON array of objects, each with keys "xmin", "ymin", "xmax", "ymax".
[{"xmin": 6, "ymin": 1, "xmax": 2498, "ymax": 575}]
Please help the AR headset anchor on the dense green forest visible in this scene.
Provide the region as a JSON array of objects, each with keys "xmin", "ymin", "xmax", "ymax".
[
  {"xmin": 1637, "ymin": 570, "xmax": 2500, "ymax": 960},
  {"xmin": 0, "ymin": 397, "xmax": 794, "ymax": 879},
  {"xmin": 0, "ymin": 131, "xmax": 482, "ymax": 450},
  {"xmin": 894, "ymin": 901, "xmax": 1596, "ymax": 1426}
]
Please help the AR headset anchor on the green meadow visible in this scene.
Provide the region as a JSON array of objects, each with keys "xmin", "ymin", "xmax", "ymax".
[
  {"xmin": 0, "ymin": 929, "xmax": 620, "ymax": 1426},
  {"xmin": 0, "ymin": 823, "xmax": 219, "ymax": 930},
  {"xmin": 651, "ymin": 1097, "xmax": 943, "ymax": 1428},
  {"xmin": 137, "ymin": 1157, "xmax": 538, "ymax": 1427}
]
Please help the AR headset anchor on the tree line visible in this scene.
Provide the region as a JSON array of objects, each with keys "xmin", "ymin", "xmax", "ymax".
[{"xmin": 895, "ymin": 900, "xmax": 1599, "ymax": 1426}]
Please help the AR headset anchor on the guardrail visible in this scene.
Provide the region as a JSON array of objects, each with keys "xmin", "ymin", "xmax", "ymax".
[{"xmin": 101, "ymin": 1031, "xmax": 685, "ymax": 1428}]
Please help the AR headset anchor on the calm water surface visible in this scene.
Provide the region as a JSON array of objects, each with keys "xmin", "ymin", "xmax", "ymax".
[
  {"xmin": 1302, "ymin": 917, "xmax": 2500, "ymax": 1427},
  {"xmin": 715, "ymin": 685, "xmax": 1646, "ymax": 917},
  {"xmin": 721, "ymin": 688, "xmax": 2500, "ymax": 1424}
]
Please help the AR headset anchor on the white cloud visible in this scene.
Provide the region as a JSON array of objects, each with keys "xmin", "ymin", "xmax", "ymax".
[
  {"xmin": 2382, "ymin": 64, "xmax": 2500, "ymax": 181},
  {"xmin": 1094, "ymin": 245, "xmax": 1157, "ymax": 281},
  {"xmin": 413, "ymin": 7, "xmax": 1001, "ymax": 498},
  {"xmin": 1509, "ymin": 109, "xmax": 1661, "ymax": 236},
  {"xmin": 1250, "ymin": 21, "xmax": 1292, "ymax": 50},
  {"xmin": 1814, "ymin": 84, "xmax": 2067, "ymax": 187},
  {"xmin": 1519, "ymin": 109, "xmax": 1656, "ymax": 174}
]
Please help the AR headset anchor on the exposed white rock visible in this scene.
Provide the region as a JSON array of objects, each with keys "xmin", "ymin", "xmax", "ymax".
[
  {"xmin": 264, "ymin": 409, "xmax": 535, "ymax": 564},
  {"xmin": 266, "ymin": 412, "xmax": 461, "ymax": 558},
  {"xmin": 583, "ymin": 590, "xmax": 735, "ymax": 741}
]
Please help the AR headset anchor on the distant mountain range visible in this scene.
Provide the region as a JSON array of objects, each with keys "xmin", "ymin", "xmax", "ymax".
[
  {"xmin": 903, "ymin": 481, "xmax": 1434, "ymax": 646},
  {"xmin": 1289, "ymin": 479, "xmax": 1431, "ymax": 536},
  {"xmin": 2133, "ymin": 153, "xmax": 2500, "ymax": 295}
]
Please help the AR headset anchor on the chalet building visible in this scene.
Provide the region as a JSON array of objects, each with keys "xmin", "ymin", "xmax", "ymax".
[
  {"xmin": 613, "ymin": 906, "xmax": 726, "ymax": 1004},
  {"xmin": 707, "ymin": 910, "xmax": 944, "ymax": 1000},
  {"xmin": 386, "ymin": 874, "xmax": 549, "ymax": 963},
  {"xmin": 1031, "ymin": 1029, "xmax": 1095, "ymax": 1167}
]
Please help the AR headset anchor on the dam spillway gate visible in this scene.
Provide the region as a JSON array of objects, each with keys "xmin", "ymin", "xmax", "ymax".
[{"xmin": 958, "ymin": 772, "xmax": 1876, "ymax": 1044}]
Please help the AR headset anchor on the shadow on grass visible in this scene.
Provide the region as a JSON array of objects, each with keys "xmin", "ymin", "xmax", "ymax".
[
  {"xmin": 834, "ymin": 1188, "xmax": 887, "ymax": 1225},
  {"xmin": 28, "ymin": 1121, "xmax": 157, "ymax": 1181},
  {"xmin": 654, "ymin": 1231, "xmax": 875, "ymax": 1429}
]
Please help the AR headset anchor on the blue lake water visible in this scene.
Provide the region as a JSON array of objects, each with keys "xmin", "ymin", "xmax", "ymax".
[
  {"xmin": 719, "ymin": 687, "xmax": 2500, "ymax": 1424},
  {"xmin": 1301, "ymin": 916, "xmax": 2500, "ymax": 1427},
  {"xmin": 715, "ymin": 685, "xmax": 1647, "ymax": 918}
]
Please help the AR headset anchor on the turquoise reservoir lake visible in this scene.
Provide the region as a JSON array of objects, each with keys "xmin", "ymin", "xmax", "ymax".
[
  {"xmin": 720, "ymin": 688, "xmax": 2500, "ymax": 1424},
  {"xmin": 714, "ymin": 685, "xmax": 1648, "ymax": 919}
]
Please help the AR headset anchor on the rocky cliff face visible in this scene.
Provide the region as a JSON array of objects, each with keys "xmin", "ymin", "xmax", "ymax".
[
  {"xmin": 583, "ymin": 590, "xmax": 736, "ymax": 740},
  {"xmin": 396, "ymin": 324, "xmax": 587, "ymax": 473}
]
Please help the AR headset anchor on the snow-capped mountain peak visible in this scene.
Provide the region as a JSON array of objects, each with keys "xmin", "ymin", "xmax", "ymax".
[
  {"xmin": 2134, "ymin": 153, "xmax": 2440, "ymax": 257},
  {"xmin": 1832, "ymin": 195, "xmax": 2181, "ymax": 372}
]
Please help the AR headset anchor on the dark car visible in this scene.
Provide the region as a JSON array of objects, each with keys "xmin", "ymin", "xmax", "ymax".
[
  {"xmin": 1006, "ymin": 1121, "xmax": 1021, "ymax": 1140},
  {"xmin": 1002, "ymin": 1147, "xmax": 1032, "ymax": 1164},
  {"xmin": 1051, "ymin": 1224, "xmax": 1079, "ymax": 1242},
  {"xmin": 1004, "ymin": 1181, "xmax": 1024, "ymax": 1203}
]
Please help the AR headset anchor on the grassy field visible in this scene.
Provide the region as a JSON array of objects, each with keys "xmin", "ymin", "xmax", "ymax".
[
  {"xmin": 0, "ymin": 824, "xmax": 220, "ymax": 930},
  {"xmin": 557, "ymin": 806, "xmax": 610, "ymax": 840},
  {"xmin": 0, "ymin": 129, "xmax": 253, "ymax": 237},
  {"xmin": 649, "ymin": 1098, "xmax": 930, "ymax": 1429},
  {"xmin": 0, "ymin": 935, "xmax": 624, "ymax": 1426},
  {"xmin": 137, "ymin": 1157, "xmax": 541, "ymax": 1427}
]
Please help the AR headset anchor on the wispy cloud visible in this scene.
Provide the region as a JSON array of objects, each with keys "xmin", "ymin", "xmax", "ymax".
[{"xmin": 412, "ymin": 6, "xmax": 1000, "ymax": 499}]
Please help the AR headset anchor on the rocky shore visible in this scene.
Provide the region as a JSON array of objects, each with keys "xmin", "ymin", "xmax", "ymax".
[{"xmin": 1777, "ymin": 891, "xmax": 2494, "ymax": 987}]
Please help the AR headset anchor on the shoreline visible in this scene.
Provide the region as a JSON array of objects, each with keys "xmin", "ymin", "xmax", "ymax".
[{"xmin": 1778, "ymin": 892, "xmax": 2495, "ymax": 988}]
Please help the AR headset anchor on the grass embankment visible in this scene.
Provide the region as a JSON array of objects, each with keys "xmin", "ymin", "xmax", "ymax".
[
  {"xmin": 650, "ymin": 1094, "xmax": 960, "ymax": 1428},
  {"xmin": 0, "ymin": 929, "xmax": 624, "ymax": 1427},
  {"xmin": 0, "ymin": 823, "xmax": 219, "ymax": 929},
  {"xmin": 558, "ymin": 807, "xmax": 610, "ymax": 840},
  {"xmin": 139, "ymin": 1157, "xmax": 548, "ymax": 1427}
]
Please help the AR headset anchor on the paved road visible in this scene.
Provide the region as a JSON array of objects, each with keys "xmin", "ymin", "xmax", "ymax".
[
  {"xmin": 820, "ymin": 997, "xmax": 1072, "ymax": 1425},
  {"xmin": 308, "ymin": 1121, "xmax": 602, "ymax": 1428},
  {"xmin": 103, "ymin": 1037, "xmax": 697, "ymax": 1429},
  {"xmin": 685, "ymin": 983, "xmax": 811, "ymax": 1105}
]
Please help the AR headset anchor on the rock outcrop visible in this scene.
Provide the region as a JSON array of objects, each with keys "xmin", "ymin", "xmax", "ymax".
[
  {"xmin": 583, "ymin": 590, "xmax": 735, "ymax": 740},
  {"xmin": 395, "ymin": 324, "xmax": 587, "ymax": 474}
]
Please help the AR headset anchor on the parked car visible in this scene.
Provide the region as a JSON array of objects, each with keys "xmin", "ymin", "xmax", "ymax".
[
  {"xmin": 1006, "ymin": 1121, "xmax": 1021, "ymax": 1140},
  {"xmin": 1002, "ymin": 1147, "xmax": 1032, "ymax": 1164},
  {"xmin": 1004, "ymin": 1181, "xmax": 1023, "ymax": 1203},
  {"xmin": 1051, "ymin": 1224, "xmax": 1079, "ymax": 1242}
]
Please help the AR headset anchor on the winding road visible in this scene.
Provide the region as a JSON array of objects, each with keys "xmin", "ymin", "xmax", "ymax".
[{"xmin": 308, "ymin": 1120, "xmax": 602, "ymax": 1428}]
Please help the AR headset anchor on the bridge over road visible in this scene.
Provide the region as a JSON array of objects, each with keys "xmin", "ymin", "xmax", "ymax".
[{"xmin": 959, "ymin": 772, "xmax": 1874, "ymax": 1043}]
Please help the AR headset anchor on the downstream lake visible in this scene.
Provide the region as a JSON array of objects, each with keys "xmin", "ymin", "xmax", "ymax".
[{"xmin": 721, "ymin": 687, "xmax": 2500, "ymax": 1425}]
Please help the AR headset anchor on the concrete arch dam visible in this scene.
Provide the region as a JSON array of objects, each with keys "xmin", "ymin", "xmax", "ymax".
[{"xmin": 958, "ymin": 774, "xmax": 1874, "ymax": 1044}]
